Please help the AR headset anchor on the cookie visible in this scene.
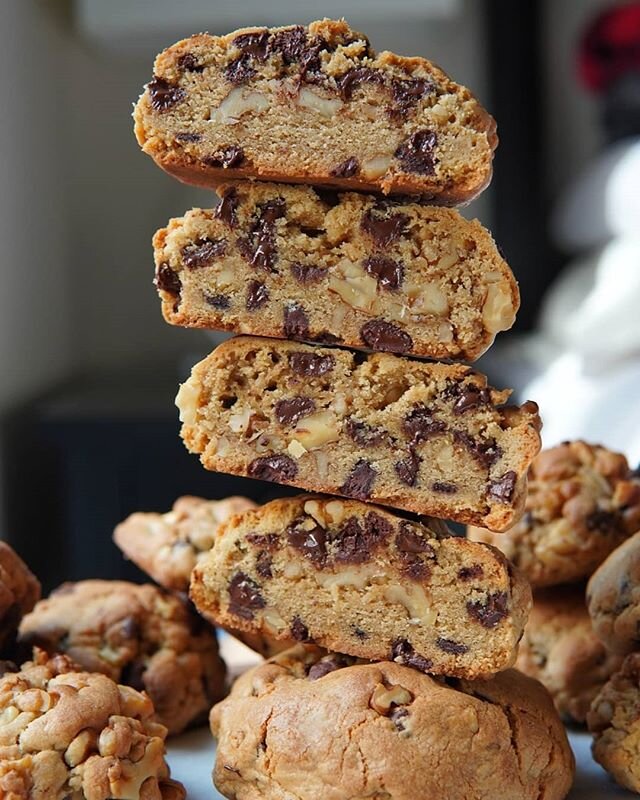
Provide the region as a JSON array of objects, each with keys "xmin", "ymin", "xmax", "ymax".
[
  {"xmin": 469, "ymin": 440, "xmax": 640, "ymax": 586},
  {"xmin": 153, "ymin": 182, "xmax": 518, "ymax": 361},
  {"xmin": 113, "ymin": 495, "xmax": 256, "ymax": 592},
  {"xmin": 0, "ymin": 542, "xmax": 40, "ymax": 656},
  {"xmin": 17, "ymin": 580, "xmax": 226, "ymax": 735},
  {"xmin": 588, "ymin": 652, "xmax": 640, "ymax": 792},
  {"xmin": 515, "ymin": 585, "xmax": 622, "ymax": 723},
  {"xmin": 134, "ymin": 19, "xmax": 497, "ymax": 203},
  {"xmin": 0, "ymin": 649, "xmax": 185, "ymax": 800},
  {"xmin": 210, "ymin": 644, "xmax": 574, "ymax": 800},
  {"xmin": 190, "ymin": 494, "xmax": 531, "ymax": 679},
  {"xmin": 176, "ymin": 336, "xmax": 541, "ymax": 531}
]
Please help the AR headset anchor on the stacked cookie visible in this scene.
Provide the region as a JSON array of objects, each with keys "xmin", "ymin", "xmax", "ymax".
[{"xmin": 134, "ymin": 19, "xmax": 574, "ymax": 799}]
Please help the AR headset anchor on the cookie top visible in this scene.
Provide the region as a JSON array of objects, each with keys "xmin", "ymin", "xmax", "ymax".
[
  {"xmin": 0, "ymin": 649, "xmax": 185, "ymax": 800},
  {"xmin": 0, "ymin": 542, "xmax": 40, "ymax": 655},
  {"xmin": 210, "ymin": 644, "xmax": 574, "ymax": 800},
  {"xmin": 469, "ymin": 441, "xmax": 640, "ymax": 587},
  {"xmin": 18, "ymin": 580, "xmax": 226, "ymax": 735},
  {"xmin": 516, "ymin": 585, "xmax": 622, "ymax": 723},
  {"xmin": 114, "ymin": 495, "xmax": 256, "ymax": 591}
]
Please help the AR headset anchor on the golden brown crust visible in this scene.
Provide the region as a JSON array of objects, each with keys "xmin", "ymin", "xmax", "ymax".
[{"xmin": 0, "ymin": 542, "xmax": 40, "ymax": 656}]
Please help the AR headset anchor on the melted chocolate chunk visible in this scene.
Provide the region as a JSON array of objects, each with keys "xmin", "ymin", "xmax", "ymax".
[
  {"xmin": 204, "ymin": 293, "xmax": 231, "ymax": 309},
  {"xmin": 181, "ymin": 238, "xmax": 227, "ymax": 269},
  {"xmin": 238, "ymin": 198, "xmax": 286, "ymax": 271},
  {"xmin": 315, "ymin": 188, "xmax": 341, "ymax": 208},
  {"xmin": 291, "ymin": 262, "xmax": 326, "ymax": 284},
  {"xmin": 345, "ymin": 417, "xmax": 387, "ymax": 447},
  {"xmin": 290, "ymin": 616, "xmax": 312, "ymax": 642},
  {"xmin": 154, "ymin": 263, "xmax": 181, "ymax": 296},
  {"xmin": 331, "ymin": 157, "xmax": 360, "ymax": 178},
  {"xmin": 204, "ymin": 145, "xmax": 245, "ymax": 168},
  {"xmin": 403, "ymin": 406, "xmax": 447, "ymax": 443},
  {"xmin": 228, "ymin": 572, "xmax": 265, "ymax": 620},
  {"xmin": 436, "ymin": 637, "xmax": 469, "ymax": 655},
  {"xmin": 255, "ymin": 551, "xmax": 273, "ymax": 579},
  {"xmin": 467, "ymin": 592, "xmax": 509, "ymax": 628},
  {"xmin": 390, "ymin": 78, "xmax": 434, "ymax": 115},
  {"xmin": 283, "ymin": 304, "xmax": 310, "ymax": 339},
  {"xmin": 178, "ymin": 53, "xmax": 204, "ymax": 72},
  {"xmin": 288, "ymin": 352, "xmax": 335, "ymax": 377},
  {"xmin": 453, "ymin": 431, "xmax": 502, "ymax": 468},
  {"xmin": 287, "ymin": 519, "xmax": 327, "ymax": 566},
  {"xmin": 246, "ymin": 532, "xmax": 281, "ymax": 550},
  {"xmin": 432, "ymin": 481, "xmax": 458, "ymax": 494},
  {"xmin": 147, "ymin": 76, "xmax": 186, "ymax": 111},
  {"xmin": 396, "ymin": 524, "xmax": 435, "ymax": 555},
  {"xmin": 337, "ymin": 67, "xmax": 384, "ymax": 100},
  {"xmin": 361, "ymin": 210, "xmax": 409, "ymax": 248},
  {"xmin": 488, "ymin": 471, "xmax": 517, "ymax": 503},
  {"xmin": 246, "ymin": 280, "xmax": 269, "ymax": 311},
  {"xmin": 311, "ymin": 331, "xmax": 342, "ymax": 345},
  {"xmin": 395, "ymin": 449, "xmax": 421, "ymax": 487},
  {"xmin": 395, "ymin": 130, "xmax": 438, "ymax": 175},
  {"xmin": 458, "ymin": 564, "xmax": 483, "ymax": 581},
  {"xmin": 333, "ymin": 512, "xmax": 393, "ymax": 564},
  {"xmin": 233, "ymin": 31, "xmax": 270, "ymax": 60},
  {"xmin": 586, "ymin": 510, "xmax": 619, "ymax": 534},
  {"xmin": 308, "ymin": 653, "xmax": 351, "ymax": 680},
  {"xmin": 216, "ymin": 188, "xmax": 239, "ymax": 228},
  {"xmin": 270, "ymin": 26, "xmax": 308, "ymax": 64},
  {"xmin": 361, "ymin": 320, "xmax": 413, "ymax": 354},
  {"xmin": 175, "ymin": 132, "xmax": 201, "ymax": 143},
  {"xmin": 248, "ymin": 454, "xmax": 298, "ymax": 482},
  {"xmin": 340, "ymin": 460, "xmax": 377, "ymax": 500},
  {"xmin": 363, "ymin": 256, "xmax": 404, "ymax": 291},
  {"xmin": 453, "ymin": 385, "xmax": 492, "ymax": 414},
  {"xmin": 224, "ymin": 54, "xmax": 256, "ymax": 84},
  {"xmin": 391, "ymin": 639, "xmax": 433, "ymax": 673},
  {"xmin": 390, "ymin": 706, "xmax": 409, "ymax": 732},
  {"xmin": 274, "ymin": 396, "xmax": 316, "ymax": 426}
]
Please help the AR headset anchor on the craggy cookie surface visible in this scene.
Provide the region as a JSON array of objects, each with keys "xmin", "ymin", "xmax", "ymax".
[
  {"xmin": 154, "ymin": 182, "xmax": 518, "ymax": 360},
  {"xmin": 469, "ymin": 441, "xmax": 640, "ymax": 586},
  {"xmin": 18, "ymin": 580, "xmax": 226, "ymax": 735},
  {"xmin": 134, "ymin": 19, "xmax": 496, "ymax": 202},
  {"xmin": 177, "ymin": 336, "xmax": 541, "ymax": 531},
  {"xmin": 191, "ymin": 495, "xmax": 531, "ymax": 679},
  {"xmin": 210, "ymin": 644, "xmax": 574, "ymax": 800},
  {"xmin": 0, "ymin": 543, "xmax": 40, "ymax": 656},
  {"xmin": 0, "ymin": 650, "xmax": 185, "ymax": 800}
]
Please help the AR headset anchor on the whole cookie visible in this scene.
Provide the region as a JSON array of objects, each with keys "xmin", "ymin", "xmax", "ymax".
[
  {"xmin": 0, "ymin": 542, "xmax": 40, "ymax": 656},
  {"xmin": 516, "ymin": 585, "xmax": 622, "ymax": 723},
  {"xmin": 469, "ymin": 441, "xmax": 640, "ymax": 587},
  {"xmin": 17, "ymin": 580, "xmax": 226, "ymax": 735},
  {"xmin": 0, "ymin": 649, "xmax": 185, "ymax": 800},
  {"xmin": 210, "ymin": 644, "xmax": 574, "ymax": 800},
  {"xmin": 114, "ymin": 495, "xmax": 256, "ymax": 592},
  {"xmin": 588, "ymin": 652, "xmax": 640, "ymax": 792}
]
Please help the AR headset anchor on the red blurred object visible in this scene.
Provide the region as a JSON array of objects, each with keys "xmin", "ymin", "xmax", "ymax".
[{"xmin": 579, "ymin": 2, "xmax": 640, "ymax": 93}]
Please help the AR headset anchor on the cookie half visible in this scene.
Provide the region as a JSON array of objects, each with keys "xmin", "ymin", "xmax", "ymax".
[
  {"xmin": 134, "ymin": 19, "xmax": 497, "ymax": 202},
  {"xmin": 190, "ymin": 495, "xmax": 531, "ymax": 679},
  {"xmin": 153, "ymin": 182, "xmax": 518, "ymax": 361},
  {"xmin": 210, "ymin": 644, "xmax": 574, "ymax": 800},
  {"xmin": 177, "ymin": 336, "xmax": 542, "ymax": 531}
]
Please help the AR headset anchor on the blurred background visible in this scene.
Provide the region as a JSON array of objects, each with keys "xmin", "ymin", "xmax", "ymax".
[{"xmin": 1, "ymin": 0, "xmax": 639, "ymax": 590}]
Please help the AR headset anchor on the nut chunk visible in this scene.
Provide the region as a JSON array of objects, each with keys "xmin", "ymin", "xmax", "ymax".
[
  {"xmin": 190, "ymin": 494, "xmax": 531, "ymax": 679},
  {"xmin": 134, "ymin": 19, "xmax": 497, "ymax": 203},
  {"xmin": 153, "ymin": 182, "xmax": 518, "ymax": 361},
  {"xmin": 0, "ymin": 649, "xmax": 185, "ymax": 800},
  {"xmin": 177, "ymin": 336, "xmax": 541, "ymax": 531}
]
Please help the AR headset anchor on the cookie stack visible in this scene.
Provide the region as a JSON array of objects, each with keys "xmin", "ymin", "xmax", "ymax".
[{"xmin": 134, "ymin": 19, "xmax": 574, "ymax": 799}]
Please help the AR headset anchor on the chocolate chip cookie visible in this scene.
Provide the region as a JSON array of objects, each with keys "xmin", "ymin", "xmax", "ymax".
[
  {"xmin": 190, "ymin": 495, "xmax": 531, "ymax": 679},
  {"xmin": 0, "ymin": 649, "xmax": 185, "ymax": 800},
  {"xmin": 18, "ymin": 580, "xmax": 226, "ymax": 735},
  {"xmin": 210, "ymin": 644, "xmax": 574, "ymax": 800},
  {"xmin": 469, "ymin": 441, "xmax": 640, "ymax": 586},
  {"xmin": 113, "ymin": 495, "xmax": 256, "ymax": 592},
  {"xmin": 515, "ymin": 585, "xmax": 622, "ymax": 723},
  {"xmin": 134, "ymin": 19, "xmax": 497, "ymax": 203},
  {"xmin": 177, "ymin": 336, "xmax": 541, "ymax": 531},
  {"xmin": 153, "ymin": 182, "xmax": 518, "ymax": 361},
  {"xmin": 0, "ymin": 542, "xmax": 40, "ymax": 656}
]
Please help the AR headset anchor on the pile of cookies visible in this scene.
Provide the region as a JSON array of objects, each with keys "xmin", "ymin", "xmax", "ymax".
[{"xmin": 131, "ymin": 18, "xmax": 576, "ymax": 800}]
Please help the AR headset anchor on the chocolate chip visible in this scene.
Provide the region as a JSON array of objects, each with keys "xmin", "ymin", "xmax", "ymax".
[
  {"xmin": 331, "ymin": 157, "xmax": 359, "ymax": 178},
  {"xmin": 315, "ymin": 189, "xmax": 341, "ymax": 208},
  {"xmin": 283, "ymin": 304, "xmax": 310, "ymax": 339},
  {"xmin": 227, "ymin": 573, "xmax": 265, "ymax": 620},
  {"xmin": 391, "ymin": 639, "xmax": 433, "ymax": 673},
  {"xmin": 432, "ymin": 481, "xmax": 458, "ymax": 494},
  {"xmin": 291, "ymin": 262, "xmax": 326, "ymax": 284},
  {"xmin": 270, "ymin": 26, "xmax": 308, "ymax": 64},
  {"xmin": 467, "ymin": 591, "xmax": 509, "ymax": 628},
  {"xmin": 233, "ymin": 30, "xmax": 270, "ymax": 60},
  {"xmin": 395, "ymin": 449, "xmax": 421, "ymax": 487},
  {"xmin": 311, "ymin": 331, "xmax": 342, "ymax": 345},
  {"xmin": 120, "ymin": 660, "xmax": 146, "ymax": 692},
  {"xmin": 246, "ymin": 532, "xmax": 281, "ymax": 550},
  {"xmin": 216, "ymin": 188, "xmax": 239, "ymax": 228},
  {"xmin": 458, "ymin": 564, "xmax": 483, "ymax": 580},
  {"xmin": 154, "ymin": 263, "xmax": 181, "ymax": 296},
  {"xmin": 353, "ymin": 627, "xmax": 368, "ymax": 640},
  {"xmin": 360, "ymin": 320, "xmax": 413, "ymax": 354},
  {"xmin": 255, "ymin": 551, "xmax": 272, "ymax": 579},
  {"xmin": 436, "ymin": 637, "xmax": 469, "ymax": 655},
  {"xmin": 345, "ymin": 417, "xmax": 387, "ymax": 447},
  {"xmin": 395, "ymin": 130, "xmax": 438, "ymax": 175},
  {"xmin": 274, "ymin": 396, "xmax": 315, "ymax": 426},
  {"xmin": 390, "ymin": 78, "xmax": 434, "ymax": 116},
  {"xmin": 178, "ymin": 53, "xmax": 204, "ymax": 72},
  {"xmin": 453, "ymin": 386, "xmax": 492, "ymax": 414},
  {"xmin": 340, "ymin": 460, "xmax": 377, "ymax": 500},
  {"xmin": 204, "ymin": 293, "xmax": 231, "ymax": 309},
  {"xmin": 337, "ymin": 67, "xmax": 384, "ymax": 100},
  {"xmin": 487, "ymin": 471, "xmax": 517, "ymax": 503},
  {"xmin": 333, "ymin": 512, "xmax": 393, "ymax": 564},
  {"xmin": 363, "ymin": 256, "xmax": 404, "ymax": 291},
  {"xmin": 453, "ymin": 431, "xmax": 502, "ymax": 468},
  {"xmin": 287, "ymin": 519, "xmax": 327, "ymax": 566},
  {"xmin": 396, "ymin": 524, "xmax": 435, "ymax": 555},
  {"xmin": 361, "ymin": 210, "xmax": 408, "ymax": 248},
  {"xmin": 248, "ymin": 454, "xmax": 298, "ymax": 483},
  {"xmin": 223, "ymin": 54, "xmax": 255, "ymax": 84},
  {"xmin": 403, "ymin": 406, "xmax": 447, "ymax": 443},
  {"xmin": 390, "ymin": 706, "xmax": 409, "ymax": 732},
  {"xmin": 147, "ymin": 76, "xmax": 186, "ymax": 111},
  {"xmin": 290, "ymin": 616, "xmax": 312, "ymax": 642},
  {"xmin": 204, "ymin": 145, "xmax": 245, "ymax": 168},
  {"xmin": 238, "ymin": 198, "xmax": 286, "ymax": 272},
  {"xmin": 181, "ymin": 238, "xmax": 227, "ymax": 269},
  {"xmin": 586, "ymin": 510, "xmax": 619, "ymax": 534},
  {"xmin": 308, "ymin": 653, "xmax": 351, "ymax": 680},
  {"xmin": 175, "ymin": 132, "xmax": 201, "ymax": 142},
  {"xmin": 246, "ymin": 280, "xmax": 269, "ymax": 311},
  {"xmin": 288, "ymin": 352, "xmax": 335, "ymax": 377}
]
